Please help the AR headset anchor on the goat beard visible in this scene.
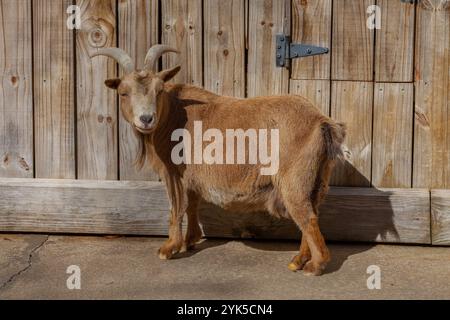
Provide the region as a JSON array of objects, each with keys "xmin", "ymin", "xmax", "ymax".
[{"xmin": 133, "ymin": 128, "xmax": 152, "ymax": 170}]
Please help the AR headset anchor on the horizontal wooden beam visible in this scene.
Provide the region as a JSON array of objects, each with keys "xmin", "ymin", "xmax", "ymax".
[
  {"xmin": 199, "ymin": 187, "xmax": 431, "ymax": 244},
  {"xmin": 0, "ymin": 178, "xmax": 433, "ymax": 245},
  {"xmin": 431, "ymin": 190, "xmax": 450, "ymax": 245},
  {"xmin": 0, "ymin": 179, "xmax": 170, "ymax": 235}
]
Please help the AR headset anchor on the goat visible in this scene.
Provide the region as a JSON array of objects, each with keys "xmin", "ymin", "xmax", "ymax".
[{"xmin": 91, "ymin": 45, "xmax": 346, "ymax": 276}]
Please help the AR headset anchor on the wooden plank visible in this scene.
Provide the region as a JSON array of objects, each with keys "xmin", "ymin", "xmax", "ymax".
[
  {"xmin": 332, "ymin": 0, "xmax": 374, "ymax": 81},
  {"xmin": 330, "ymin": 81, "xmax": 373, "ymax": 186},
  {"xmin": 413, "ymin": 0, "xmax": 450, "ymax": 188},
  {"xmin": 289, "ymin": 80, "xmax": 330, "ymax": 115},
  {"xmin": 291, "ymin": 0, "xmax": 332, "ymax": 80},
  {"xmin": 0, "ymin": 0, "xmax": 33, "ymax": 178},
  {"xmin": 0, "ymin": 178, "xmax": 170, "ymax": 235},
  {"xmin": 161, "ymin": 0, "xmax": 203, "ymax": 86},
  {"xmin": 247, "ymin": 0, "xmax": 290, "ymax": 97},
  {"xmin": 0, "ymin": 178, "xmax": 431, "ymax": 244},
  {"xmin": 118, "ymin": 0, "xmax": 159, "ymax": 181},
  {"xmin": 33, "ymin": 0, "xmax": 75, "ymax": 179},
  {"xmin": 319, "ymin": 187, "xmax": 430, "ymax": 244},
  {"xmin": 375, "ymin": 0, "xmax": 415, "ymax": 82},
  {"xmin": 76, "ymin": 0, "xmax": 118, "ymax": 180},
  {"xmin": 200, "ymin": 188, "xmax": 430, "ymax": 244},
  {"xmin": 203, "ymin": 0, "xmax": 245, "ymax": 97},
  {"xmin": 431, "ymin": 189, "xmax": 450, "ymax": 245},
  {"xmin": 372, "ymin": 83, "xmax": 413, "ymax": 188}
]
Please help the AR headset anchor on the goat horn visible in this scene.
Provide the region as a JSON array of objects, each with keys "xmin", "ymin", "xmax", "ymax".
[
  {"xmin": 144, "ymin": 45, "xmax": 179, "ymax": 71},
  {"xmin": 90, "ymin": 48, "xmax": 135, "ymax": 74}
]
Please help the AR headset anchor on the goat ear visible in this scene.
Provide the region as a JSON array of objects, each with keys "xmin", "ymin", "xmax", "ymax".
[
  {"xmin": 105, "ymin": 78, "xmax": 121, "ymax": 90},
  {"xmin": 157, "ymin": 65, "xmax": 181, "ymax": 82}
]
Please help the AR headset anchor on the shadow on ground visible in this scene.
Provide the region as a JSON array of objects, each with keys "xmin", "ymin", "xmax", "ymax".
[{"xmin": 176, "ymin": 237, "xmax": 373, "ymax": 275}]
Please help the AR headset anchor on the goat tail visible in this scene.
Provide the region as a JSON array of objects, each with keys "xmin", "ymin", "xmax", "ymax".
[{"xmin": 321, "ymin": 120, "xmax": 348, "ymax": 162}]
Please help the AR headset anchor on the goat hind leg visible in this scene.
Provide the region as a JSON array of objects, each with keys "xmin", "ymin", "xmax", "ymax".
[
  {"xmin": 302, "ymin": 214, "xmax": 330, "ymax": 276},
  {"xmin": 287, "ymin": 200, "xmax": 330, "ymax": 276},
  {"xmin": 288, "ymin": 235, "xmax": 311, "ymax": 272}
]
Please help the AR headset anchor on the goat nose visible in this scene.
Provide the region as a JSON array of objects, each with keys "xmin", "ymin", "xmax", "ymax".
[{"xmin": 139, "ymin": 114, "xmax": 153, "ymax": 125}]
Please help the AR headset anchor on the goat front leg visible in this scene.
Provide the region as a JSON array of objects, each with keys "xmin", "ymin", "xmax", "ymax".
[
  {"xmin": 182, "ymin": 192, "xmax": 202, "ymax": 252},
  {"xmin": 158, "ymin": 207, "xmax": 185, "ymax": 259},
  {"xmin": 158, "ymin": 177, "xmax": 186, "ymax": 260}
]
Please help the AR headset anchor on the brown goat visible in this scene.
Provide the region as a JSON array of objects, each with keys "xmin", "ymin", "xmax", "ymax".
[{"xmin": 92, "ymin": 45, "xmax": 346, "ymax": 276}]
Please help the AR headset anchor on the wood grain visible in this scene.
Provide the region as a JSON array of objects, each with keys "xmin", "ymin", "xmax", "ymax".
[
  {"xmin": 291, "ymin": 0, "xmax": 332, "ymax": 80},
  {"xmin": 76, "ymin": 0, "xmax": 118, "ymax": 180},
  {"xmin": 332, "ymin": 0, "xmax": 374, "ymax": 81},
  {"xmin": 318, "ymin": 187, "xmax": 430, "ymax": 244},
  {"xmin": 247, "ymin": 0, "xmax": 290, "ymax": 97},
  {"xmin": 289, "ymin": 80, "xmax": 330, "ymax": 115},
  {"xmin": 204, "ymin": 0, "xmax": 245, "ymax": 98},
  {"xmin": 201, "ymin": 187, "xmax": 430, "ymax": 244},
  {"xmin": 33, "ymin": 0, "xmax": 75, "ymax": 179},
  {"xmin": 375, "ymin": 0, "xmax": 415, "ymax": 82},
  {"xmin": 118, "ymin": 0, "xmax": 159, "ymax": 181},
  {"xmin": 0, "ymin": 178, "xmax": 170, "ymax": 235},
  {"xmin": 431, "ymin": 189, "xmax": 450, "ymax": 245},
  {"xmin": 413, "ymin": 0, "xmax": 450, "ymax": 188},
  {"xmin": 0, "ymin": 0, "xmax": 33, "ymax": 178},
  {"xmin": 0, "ymin": 178, "xmax": 432, "ymax": 244},
  {"xmin": 330, "ymin": 81, "xmax": 373, "ymax": 186},
  {"xmin": 161, "ymin": 0, "xmax": 203, "ymax": 86},
  {"xmin": 372, "ymin": 83, "xmax": 413, "ymax": 187}
]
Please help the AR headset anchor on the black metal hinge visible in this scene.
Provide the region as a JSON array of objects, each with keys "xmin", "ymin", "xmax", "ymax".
[{"xmin": 276, "ymin": 34, "xmax": 329, "ymax": 68}]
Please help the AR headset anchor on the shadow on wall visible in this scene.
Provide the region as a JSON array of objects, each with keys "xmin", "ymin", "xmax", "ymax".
[{"xmin": 191, "ymin": 161, "xmax": 399, "ymax": 275}]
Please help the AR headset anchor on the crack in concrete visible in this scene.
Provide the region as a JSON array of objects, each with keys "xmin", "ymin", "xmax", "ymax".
[{"xmin": 0, "ymin": 235, "xmax": 49, "ymax": 291}]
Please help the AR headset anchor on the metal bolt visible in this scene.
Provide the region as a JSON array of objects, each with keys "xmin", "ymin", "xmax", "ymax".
[
  {"xmin": 280, "ymin": 37, "xmax": 284, "ymax": 41},
  {"xmin": 277, "ymin": 45, "xmax": 281, "ymax": 49},
  {"xmin": 307, "ymin": 49, "xmax": 312, "ymax": 54},
  {"xmin": 276, "ymin": 54, "xmax": 281, "ymax": 58}
]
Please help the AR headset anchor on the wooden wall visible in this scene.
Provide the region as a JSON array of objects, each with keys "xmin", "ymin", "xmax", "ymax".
[{"xmin": 0, "ymin": 0, "xmax": 449, "ymax": 244}]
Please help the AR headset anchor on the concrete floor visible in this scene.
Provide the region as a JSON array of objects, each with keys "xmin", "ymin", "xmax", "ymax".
[{"xmin": 0, "ymin": 233, "xmax": 449, "ymax": 299}]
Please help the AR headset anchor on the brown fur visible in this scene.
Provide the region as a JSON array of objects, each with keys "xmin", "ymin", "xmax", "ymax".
[{"xmin": 106, "ymin": 70, "xmax": 346, "ymax": 276}]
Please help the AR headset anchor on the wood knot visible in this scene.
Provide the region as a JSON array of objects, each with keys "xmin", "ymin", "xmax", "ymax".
[
  {"xmin": 19, "ymin": 157, "xmax": 30, "ymax": 171},
  {"xmin": 223, "ymin": 49, "xmax": 229, "ymax": 57},
  {"xmin": 217, "ymin": 30, "xmax": 223, "ymax": 36},
  {"xmin": 98, "ymin": 115, "xmax": 104, "ymax": 123},
  {"xmin": 89, "ymin": 28, "xmax": 107, "ymax": 48},
  {"xmin": 2, "ymin": 153, "xmax": 9, "ymax": 168},
  {"xmin": 106, "ymin": 116, "xmax": 113, "ymax": 124},
  {"xmin": 415, "ymin": 110, "xmax": 430, "ymax": 128},
  {"xmin": 10, "ymin": 76, "xmax": 18, "ymax": 87}
]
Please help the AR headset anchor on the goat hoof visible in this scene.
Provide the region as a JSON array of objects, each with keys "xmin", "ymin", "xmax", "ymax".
[
  {"xmin": 158, "ymin": 248, "xmax": 173, "ymax": 260},
  {"xmin": 184, "ymin": 234, "xmax": 202, "ymax": 251},
  {"xmin": 288, "ymin": 254, "xmax": 310, "ymax": 272},
  {"xmin": 302, "ymin": 261, "xmax": 324, "ymax": 276},
  {"xmin": 288, "ymin": 262, "xmax": 299, "ymax": 272}
]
